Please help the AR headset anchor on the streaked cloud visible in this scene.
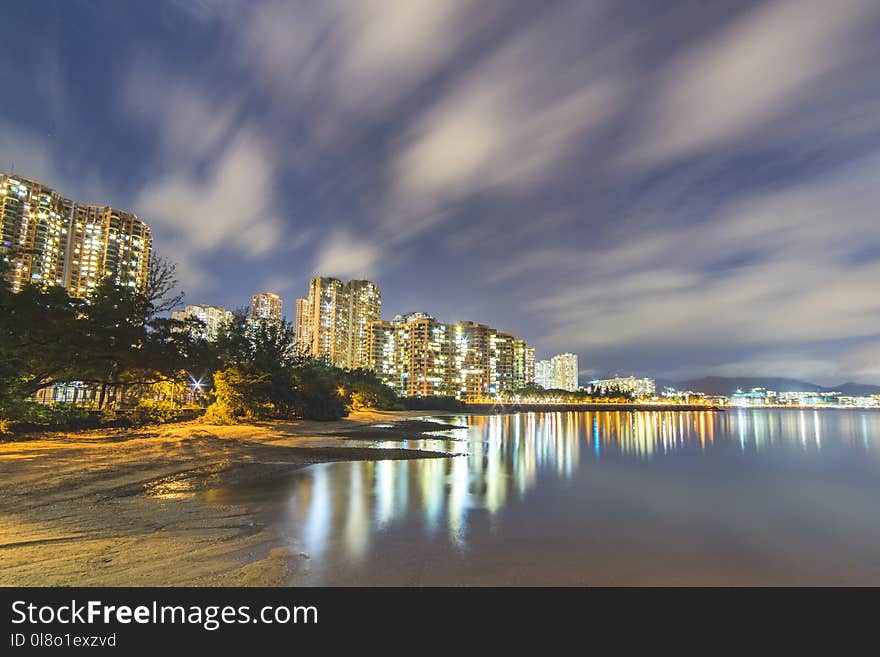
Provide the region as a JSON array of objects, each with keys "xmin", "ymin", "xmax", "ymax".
[
  {"xmin": 135, "ymin": 129, "xmax": 283, "ymax": 257},
  {"xmin": 624, "ymin": 0, "xmax": 880, "ymax": 167},
  {"xmin": 312, "ymin": 229, "xmax": 383, "ymax": 280},
  {"xmin": 532, "ymin": 154, "xmax": 880, "ymax": 381}
]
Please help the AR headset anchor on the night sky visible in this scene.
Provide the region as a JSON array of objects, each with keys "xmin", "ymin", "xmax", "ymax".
[{"xmin": 2, "ymin": 0, "xmax": 880, "ymax": 384}]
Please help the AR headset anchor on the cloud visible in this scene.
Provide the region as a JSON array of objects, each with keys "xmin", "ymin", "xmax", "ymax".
[
  {"xmin": 675, "ymin": 357, "xmax": 845, "ymax": 383},
  {"xmin": 312, "ymin": 229, "xmax": 383, "ymax": 279},
  {"xmin": 135, "ymin": 129, "xmax": 282, "ymax": 257},
  {"xmin": 0, "ymin": 122, "xmax": 114, "ymax": 204},
  {"xmin": 532, "ymin": 153, "xmax": 880, "ymax": 358},
  {"xmin": 232, "ymin": 0, "xmax": 488, "ymax": 131},
  {"xmin": 260, "ymin": 275, "xmax": 299, "ymax": 296},
  {"xmin": 334, "ymin": 0, "xmax": 485, "ymax": 112},
  {"xmin": 395, "ymin": 82, "xmax": 617, "ymax": 207},
  {"xmin": 387, "ymin": 5, "xmax": 621, "ymax": 238},
  {"xmin": 122, "ymin": 60, "xmax": 241, "ymax": 165},
  {"xmin": 624, "ymin": 0, "xmax": 880, "ymax": 167},
  {"xmin": 121, "ymin": 55, "xmax": 294, "ymax": 296},
  {"xmin": 841, "ymin": 341, "xmax": 880, "ymax": 383}
]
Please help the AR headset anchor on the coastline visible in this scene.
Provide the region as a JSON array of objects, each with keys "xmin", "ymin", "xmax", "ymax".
[
  {"xmin": 0, "ymin": 410, "xmax": 462, "ymax": 587},
  {"xmin": 4, "ymin": 403, "xmax": 872, "ymax": 587},
  {"xmin": 464, "ymin": 403, "xmax": 725, "ymax": 413}
]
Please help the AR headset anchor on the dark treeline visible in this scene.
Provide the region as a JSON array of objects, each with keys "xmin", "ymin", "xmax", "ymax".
[
  {"xmin": 0, "ymin": 253, "xmax": 411, "ymax": 430},
  {"xmin": 498, "ymin": 384, "xmax": 635, "ymax": 403}
]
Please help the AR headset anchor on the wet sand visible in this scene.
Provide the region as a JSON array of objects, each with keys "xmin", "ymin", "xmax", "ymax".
[{"xmin": 0, "ymin": 410, "xmax": 457, "ymax": 586}]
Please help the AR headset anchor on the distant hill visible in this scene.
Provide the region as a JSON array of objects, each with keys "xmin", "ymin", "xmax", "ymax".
[
  {"xmin": 828, "ymin": 382, "xmax": 880, "ymax": 396},
  {"xmin": 675, "ymin": 376, "xmax": 822, "ymax": 396},
  {"xmin": 672, "ymin": 376, "xmax": 880, "ymax": 396},
  {"xmin": 653, "ymin": 378, "xmax": 678, "ymax": 392}
]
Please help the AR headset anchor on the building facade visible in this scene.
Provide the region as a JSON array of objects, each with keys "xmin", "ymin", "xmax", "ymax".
[
  {"xmin": 1, "ymin": 173, "xmax": 151, "ymax": 296},
  {"xmin": 303, "ymin": 277, "xmax": 381, "ymax": 368},
  {"xmin": 294, "ymin": 296, "xmax": 310, "ymax": 352},
  {"xmin": 345, "ymin": 279, "xmax": 382, "ymax": 369},
  {"xmin": 535, "ymin": 359, "xmax": 554, "ymax": 389},
  {"xmin": 171, "ymin": 304, "xmax": 233, "ymax": 341},
  {"xmin": 251, "ymin": 291, "xmax": 283, "ymax": 322},
  {"xmin": 551, "ymin": 353, "xmax": 579, "ymax": 392},
  {"xmin": 513, "ymin": 339, "xmax": 536, "ymax": 390},
  {"xmin": 367, "ymin": 313, "xmax": 454, "ymax": 397},
  {"xmin": 366, "ymin": 313, "xmax": 533, "ymax": 402},
  {"xmin": 66, "ymin": 204, "xmax": 151, "ymax": 298}
]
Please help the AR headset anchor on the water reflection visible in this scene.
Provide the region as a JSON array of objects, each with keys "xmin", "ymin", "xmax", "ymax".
[{"xmin": 270, "ymin": 409, "xmax": 880, "ymax": 584}]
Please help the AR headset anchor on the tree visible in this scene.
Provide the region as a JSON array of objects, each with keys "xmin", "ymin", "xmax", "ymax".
[
  {"xmin": 73, "ymin": 259, "xmax": 212, "ymax": 408},
  {"xmin": 215, "ymin": 313, "xmax": 301, "ymax": 411},
  {"xmin": 0, "ymin": 282, "xmax": 85, "ymax": 413},
  {"xmin": 204, "ymin": 367, "xmax": 273, "ymax": 423},
  {"xmin": 0, "ymin": 254, "xmax": 211, "ymax": 418},
  {"xmin": 291, "ymin": 360, "xmax": 348, "ymax": 420},
  {"xmin": 341, "ymin": 368, "xmax": 400, "ymax": 411},
  {"xmin": 1, "ymin": 250, "xmax": 400, "ymax": 426}
]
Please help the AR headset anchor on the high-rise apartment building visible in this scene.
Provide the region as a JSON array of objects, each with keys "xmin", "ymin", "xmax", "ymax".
[
  {"xmin": 345, "ymin": 279, "xmax": 382, "ymax": 369},
  {"xmin": 366, "ymin": 313, "xmax": 532, "ymax": 402},
  {"xmin": 535, "ymin": 359, "xmax": 554, "ymax": 389},
  {"xmin": 251, "ymin": 292, "xmax": 282, "ymax": 322},
  {"xmin": 66, "ymin": 204, "xmax": 152, "ymax": 298},
  {"xmin": 303, "ymin": 277, "xmax": 381, "ymax": 368},
  {"xmin": 1, "ymin": 174, "xmax": 70, "ymax": 292},
  {"xmin": 367, "ymin": 313, "xmax": 454, "ymax": 397},
  {"xmin": 306, "ymin": 277, "xmax": 347, "ymax": 364},
  {"xmin": 171, "ymin": 304, "xmax": 233, "ymax": 341},
  {"xmin": 453, "ymin": 321, "xmax": 495, "ymax": 402},
  {"xmin": 1, "ymin": 173, "xmax": 151, "ymax": 296},
  {"xmin": 551, "ymin": 353, "xmax": 579, "ymax": 392},
  {"xmin": 514, "ymin": 339, "xmax": 536, "ymax": 389},
  {"xmin": 294, "ymin": 296, "xmax": 310, "ymax": 352}
]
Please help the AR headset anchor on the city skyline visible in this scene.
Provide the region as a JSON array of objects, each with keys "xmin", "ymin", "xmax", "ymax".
[
  {"xmin": 2, "ymin": 1, "xmax": 880, "ymax": 385},
  {"xmin": 0, "ymin": 164, "xmax": 875, "ymax": 390}
]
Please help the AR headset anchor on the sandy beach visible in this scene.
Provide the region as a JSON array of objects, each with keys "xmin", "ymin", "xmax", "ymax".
[{"xmin": 0, "ymin": 410, "xmax": 459, "ymax": 587}]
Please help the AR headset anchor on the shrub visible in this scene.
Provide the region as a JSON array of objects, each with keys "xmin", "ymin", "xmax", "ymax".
[
  {"xmin": 292, "ymin": 362, "xmax": 348, "ymax": 420},
  {"xmin": 203, "ymin": 402, "xmax": 236, "ymax": 425},
  {"xmin": 401, "ymin": 396, "xmax": 464, "ymax": 411},
  {"xmin": 204, "ymin": 367, "xmax": 274, "ymax": 423},
  {"xmin": 24, "ymin": 402, "xmax": 90, "ymax": 425},
  {"xmin": 131, "ymin": 399, "xmax": 180, "ymax": 425},
  {"xmin": 343, "ymin": 369, "xmax": 401, "ymax": 411}
]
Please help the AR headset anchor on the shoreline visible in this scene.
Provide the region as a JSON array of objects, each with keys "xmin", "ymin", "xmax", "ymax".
[
  {"xmin": 464, "ymin": 403, "xmax": 725, "ymax": 413},
  {"xmin": 4, "ymin": 404, "xmax": 874, "ymax": 586},
  {"xmin": 0, "ymin": 410, "xmax": 462, "ymax": 587},
  {"xmin": 464, "ymin": 403, "xmax": 880, "ymax": 413}
]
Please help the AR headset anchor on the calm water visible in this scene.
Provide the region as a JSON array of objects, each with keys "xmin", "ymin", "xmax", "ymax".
[{"xmin": 218, "ymin": 410, "xmax": 880, "ymax": 585}]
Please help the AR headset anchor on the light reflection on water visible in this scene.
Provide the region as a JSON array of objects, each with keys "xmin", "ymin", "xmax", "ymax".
[{"xmin": 241, "ymin": 410, "xmax": 880, "ymax": 584}]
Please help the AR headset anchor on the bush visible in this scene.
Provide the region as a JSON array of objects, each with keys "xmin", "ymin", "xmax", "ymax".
[
  {"xmin": 293, "ymin": 363, "xmax": 348, "ymax": 420},
  {"xmin": 342, "ymin": 369, "xmax": 401, "ymax": 411},
  {"xmin": 400, "ymin": 396, "xmax": 465, "ymax": 411},
  {"xmin": 131, "ymin": 399, "xmax": 181, "ymax": 425},
  {"xmin": 0, "ymin": 400, "xmax": 92, "ymax": 433},
  {"xmin": 21, "ymin": 402, "xmax": 90, "ymax": 425},
  {"xmin": 203, "ymin": 402, "xmax": 236, "ymax": 425},
  {"xmin": 204, "ymin": 367, "xmax": 275, "ymax": 423}
]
